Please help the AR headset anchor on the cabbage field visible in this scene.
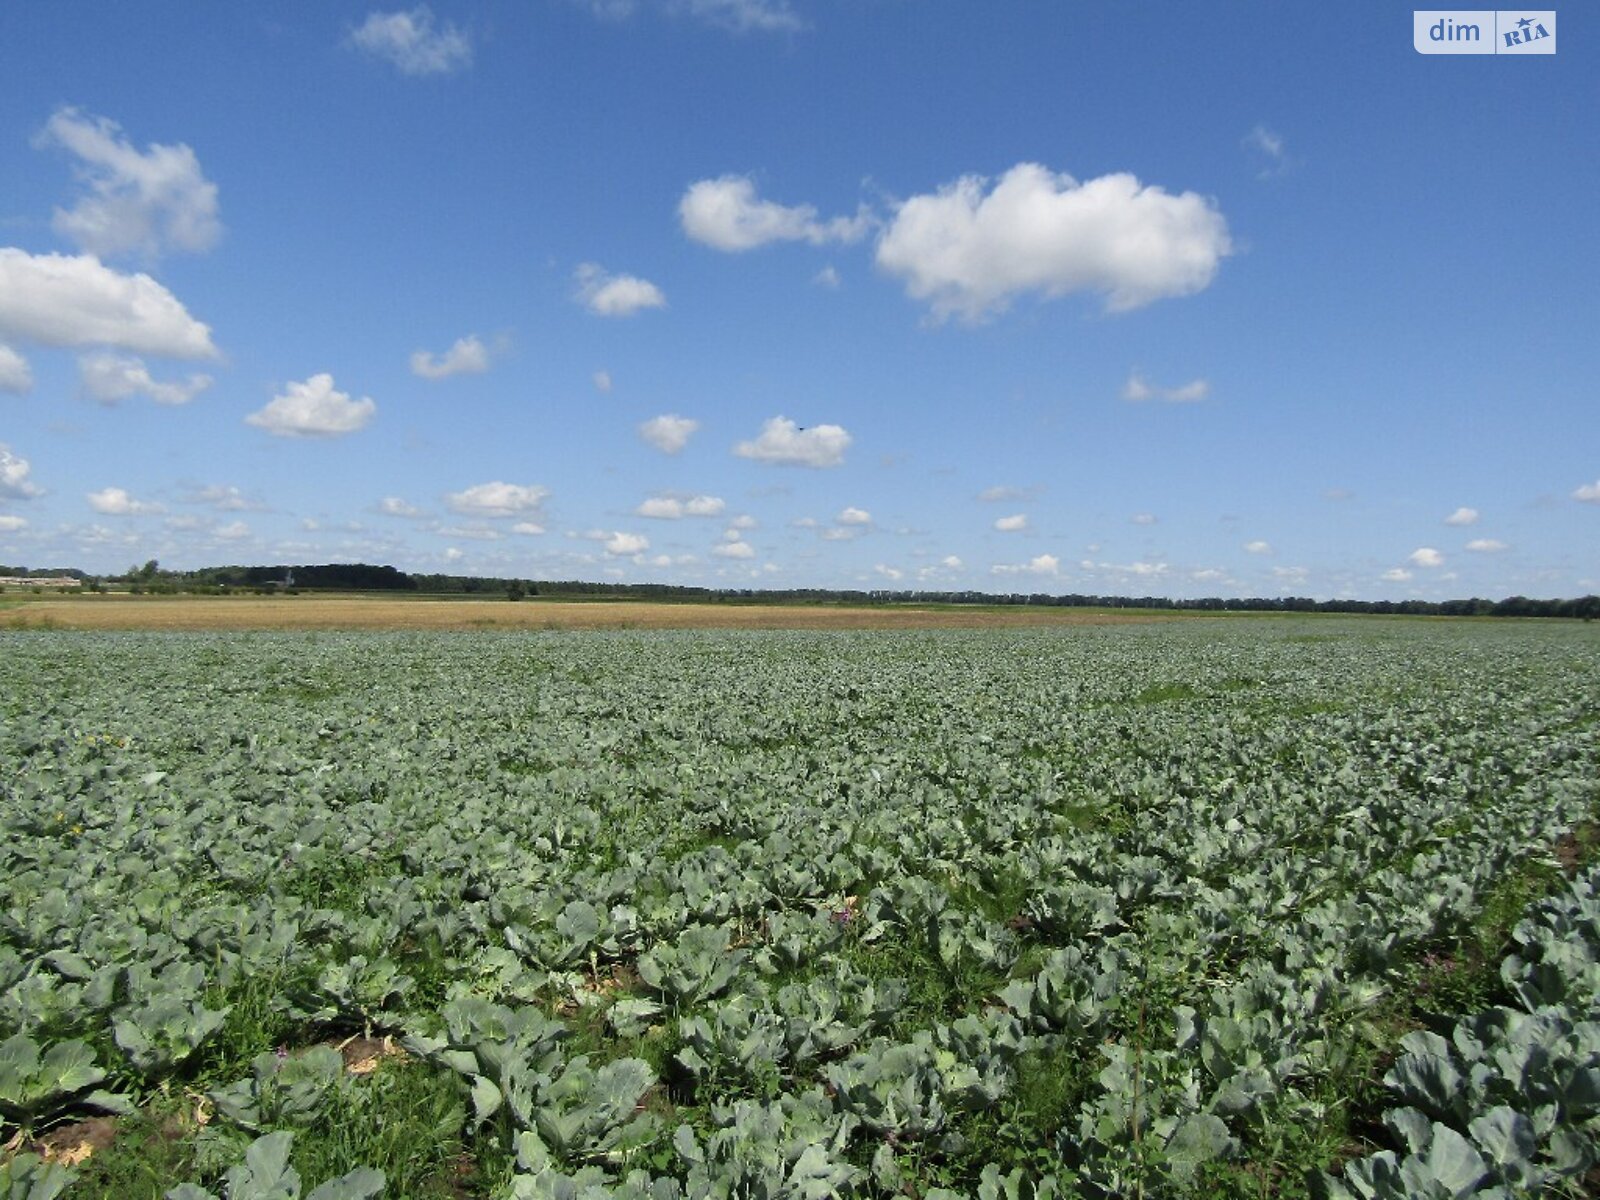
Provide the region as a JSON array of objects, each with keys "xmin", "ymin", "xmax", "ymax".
[{"xmin": 2, "ymin": 620, "xmax": 1598, "ymax": 1199}]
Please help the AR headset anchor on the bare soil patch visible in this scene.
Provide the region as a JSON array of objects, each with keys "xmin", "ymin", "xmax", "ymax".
[{"xmin": 3, "ymin": 594, "xmax": 1171, "ymax": 632}]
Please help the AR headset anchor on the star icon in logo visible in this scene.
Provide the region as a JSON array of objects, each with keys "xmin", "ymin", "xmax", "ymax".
[{"xmin": 1517, "ymin": 15, "xmax": 1534, "ymax": 29}]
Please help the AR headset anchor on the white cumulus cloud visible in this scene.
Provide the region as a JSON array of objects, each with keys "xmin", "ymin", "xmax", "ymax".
[
  {"xmin": 1409, "ymin": 547, "xmax": 1445, "ymax": 568},
  {"xmin": 40, "ymin": 107, "xmax": 221, "ymax": 260},
  {"xmin": 446, "ymin": 481, "xmax": 549, "ymax": 517},
  {"xmin": 734, "ymin": 416, "xmax": 851, "ymax": 468},
  {"xmin": 593, "ymin": 369, "xmax": 613, "ymax": 393},
  {"xmin": 1466, "ymin": 539, "xmax": 1509, "ymax": 553},
  {"xmin": 410, "ymin": 334, "xmax": 489, "ymax": 379},
  {"xmin": 1131, "ymin": 512, "xmax": 1158, "ymax": 525},
  {"xmin": 605, "ymin": 530, "xmax": 649, "ymax": 556},
  {"xmin": 215, "ymin": 520, "xmax": 250, "ymax": 540},
  {"xmin": 350, "ymin": 7, "xmax": 471, "ymax": 74},
  {"xmin": 639, "ymin": 414, "xmax": 699, "ymax": 454},
  {"xmin": 378, "ymin": 496, "xmax": 422, "ymax": 518},
  {"xmin": 876, "ymin": 163, "xmax": 1231, "ymax": 321},
  {"xmin": 1122, "ymin": 371, "xmax": 1210, "ymax": 403},
  {"xmin": 714, "ymin": 540, "xmax": 756, "ymax": 559},
  {"xmin": 574, "ymin": 263, "xmax": 666, "ymax": 317},
  {"xmin": 246, "ymin": 374, "xmax": 376, "ymax": 438},
  {"xmin": 1244, "ymin": 540, "xmax": 1273, "ymax": 555},
  {"xmin": 837, "ymin": 506, "xmax": 872, "ymax": 526},
  {"xmin": 994, "ymin": 513, "xmax": 1028, "ymax": 532},
  {"xmin": 0, "ymin": 345, "xmax": 31, "ymax": 394},
  {"xmin": 0, "ymin": 249, "xmax": 217, "ymax": 358},
  {"xmin": 1244, "ymin": 125, "xmax": 1290, "ymax": 178},
  {"xmin": 679, "ymin": 175, "xmax": 868, "ymax": 252},
  {"xmin": 637, "ymin": 494, "xmax": 726, "ymax": 519},
  {"xmin": 1444, "ymin": 506, "xmax": 1479, "ymax": 526},
  {"xmin": 79, "ymin": 352, "xmax": 212, "ymax": 405},
  {"xmin": 87, "ymin": 486, "xmax": 161, "ymax": 515},
  {"xmin": 512, "ymin": 521, "xmax": 545, "ymax": 535},
  {"xmin": 0, "ymin": 445, "xmax": 44, "ymax": 499},
  {"xmin": 1573, "ymin": 480, "xmax": 1600, "ymax": 503},
  {"xmin": 992, "ymin": 554, "xmax": 1061, "ymax": 578},
  {"xmin": 1382, "ymin": 568, "xmax": 1413, "ymax": 583},
  {"xmin": 0, "ymin": 515, "xmax": 26, "ymax": 532}
]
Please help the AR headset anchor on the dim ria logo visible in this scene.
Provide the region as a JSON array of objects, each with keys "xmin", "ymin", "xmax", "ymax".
[{"xmin": 1415, "ymin": 10, "xmax": 1556, "ymax": 53}]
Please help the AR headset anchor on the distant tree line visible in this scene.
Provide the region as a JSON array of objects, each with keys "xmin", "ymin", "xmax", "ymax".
[{"xmin": 26, "ymin": 560, "xmax": 1596, "ymax": 619}]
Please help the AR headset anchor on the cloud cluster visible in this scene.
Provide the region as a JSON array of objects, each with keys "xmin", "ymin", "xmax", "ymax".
[
  {"xmin": 679, "ymin": 175, "xmax": 868, "ymax": 252},
  {"xmin": 639, "ymin": 414, "xmax": 699, "ymax": 454},
  {"xmin": 87, "ymin": 486, "xmax": 161, "ymax": 515},
  {"xmin": 0, "ymin": 444, "xmax": 43, "ymax": 499},
  {"xmin": 0, "ymin": 249, "xmax": 217, "ymax": 359},
  {"xmin": 1122, "ymin": 371, "xmax": 1209, "ymax": 404},
  {"xmin": 637, "ymin": 494, "xmax": 725, "ymax": 519},
  {"xmin": 734, "ymin": 416, "xmax": 851, "ymax": 468},
  {"xmin": 350, "ymin": 7, "xmax": 471, "ymax": 75},
  {"xmin": 992, "ymin": 554, "xmax": 1060, "ymax": 578},
  {"xmin": 246, "ymin": 374, "xmax": 376, "ymax": 438},
  {"xmin": 411, "ymin": 334, "xmax": 489, "ymax": 379},
  {"xmin": 80, "ymin": 352, "xmax": 212, "ymax": 405},
  {"xmin": 876, "ymin": 163, "xmax": 1231, "ymax": 320},
  {"xmin": 40, "ymin": 107, "xmax": 221, "ymax": 260},
  {"xmin": 574, "ymin": 263, "xmax": 666, "ymax": 317},
  {"xmin": 0, "ymin": 345, "xmax": 31, "ymax": 394},
  {"xmin": 446, "ymin": 481, "xmax": 549, "ymax": 517}
]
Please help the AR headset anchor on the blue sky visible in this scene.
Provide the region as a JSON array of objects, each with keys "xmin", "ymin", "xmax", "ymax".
[{"xmin": 0, "ymin": 2, "xmax": 1594, "ymax": 598}]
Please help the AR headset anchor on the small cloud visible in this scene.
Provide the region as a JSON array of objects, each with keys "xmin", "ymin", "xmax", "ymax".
[
  {"xmin": 0, "ymin": 514, "xmax": 27, "ymax": 531},
  {"xmin": 837, "ymin": 506, "xmax": 872, "ymax": 526},
  {"xmin": 820, "ymin": 527, "xmax": 856, "ymax": 542},
  {"xmin": 443, "ymin": 546, "xmax": 464, "ymax": 563},
  {"xmin": 1382, "ymin": 567, "xmax": 1413, "ymax": 583},
  {"xmin": 1444, "ymin": 506, "xmax": 1479, "ymax": 527},
  {"xmin": 593, "ymin": 369, "xmax": 612, "ymax": 393},
  {"xmin": 972, "ymin": 483, "xmax": 1036, "ymax": 502},
  {"xmin": 87, "ymin": 486, "xmax": 162, "ymax": 515},
  {"xmin": 1324, "ymin": 487, "xmax": 1354, "ymax": 502},
  {"xmin": 1271, "ymin": 565, "xmax": 1309, "ymax": 583},
  {"xmin": 446, "ymin": 481, "xmax": 548, "ymax": 517},
  {"xmin": 994, "ymin": 513, "xmax": 1028, "ymax": 532},
  {"xmin": 574, "ymin": 263, "xmax": 666, "ymax": 317},
  {"xmin": 1243, "ymin": 124, "xmax": 1290, "ymax": 178},
  {"xmin": 679, "ymin": 176, "xmax": 866, "ymax": 251},
  {"xmin": 1573, "ymin": 480, "xmax": 1600, "ymax": 503},
  {"xmin": 680, "ymin": 0, "xmax": 803, "ymax": 34},
  {"xmin": 0, "ymin": 444, "xmax": 44, "ymax": 499},
  {"xmin": 80, "ymin": 352, "xmax": 212, "ymax": 405},
  {"xmin": 0, "ymin": 345, "xmax": 33, "ymax": 394},
  {"xmin": 410, "ymin": 334, "xmax": 490, "ymax": 380},
  {"xmin": 215, "ymin": 520, "xmax": 249, "ymax": 540},
  {"xmin": 639, "ymin": 414, "xmax": 699, "ymax": 454},
  {"xmin": 246, "ymin": 374, "xmax": 375, "ymax": 438},
  {"xmin": 189, "ymin": 484, "xmax": 261, "ymax": 511},
  {"xmin": 992, "ymin": 554, "xmax": 1060, "ymax": 578},
  {"xmin": 873, "ymin": 563, "xmax": 903, "ymax": 581},
  {"xmin": 378, "ymin": 496, "xmax": 422, "ymax": 518},
  {"xmin": 511, "ymin": 521, "xmax": 545, "ymax": 535},
  {"xmin": 350, "ymin": 6, "xmax": 471, "ymax": 75},
  {"xmin": 813, "ymin": 265, "xmax": 840, "ymax": 289},
  {"xmin": 729, "ymin": 513, "xmax": 757, "ymax": 529},
  {"xmin": 1131, "ymin": 512, "xmax": 1157, "ymax": 525},
  {"xmin": 713, "ymin": 539, "xmax": 756, "ymax": 559},
  {"xmin": 605, "ymin": 530, "xmax": 649, "ymax": 556},
  {"xmin": 1122, "ymin": 370, "xmax": 1210, "ymax": 403},
  {"xmin": 40, "ymin": 107, "xmax": 222, "ymax": 259},
  {"xmin": 941, "ymin": 555, "xmax": 962, "ymax": 569},
  {"xmin": 1244, "ymin": 540, "xmax": 1273, "ymax": 555},
  {"xmin": 734, "ymin": 415, "xmax": 851, "ymax": 468},
  {"xmin": 1465, "ymin": 538, "xmax": 1509, "ymax": 553},
  {"xmin": 637, "ymin": 494, "xmax": 725, "ymax": 519},
  {"xmin": 1408, "ymin": 547, "xmax": 1444, "ymax": 568}
]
